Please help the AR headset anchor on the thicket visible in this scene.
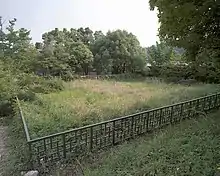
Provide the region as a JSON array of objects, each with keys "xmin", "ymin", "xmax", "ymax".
[{"xmin": 146, "ymin": 42, "xmax": 220, "ymax": 83}]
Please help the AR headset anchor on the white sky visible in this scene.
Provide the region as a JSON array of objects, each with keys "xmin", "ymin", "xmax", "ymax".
[{"xmin": 1, "ymin": 0, "xmax": 159, "ymax": 47}]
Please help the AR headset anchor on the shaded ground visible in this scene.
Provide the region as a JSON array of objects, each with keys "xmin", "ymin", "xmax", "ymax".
[{"xmin": 0, "ymin": 125, "xmax": 8, "ymax": 175}]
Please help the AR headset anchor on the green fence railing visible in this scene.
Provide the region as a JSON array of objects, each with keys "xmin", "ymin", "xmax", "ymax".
[{"xmin": 16, "ymin": 93, "xmax": 220, "ymax": 167}]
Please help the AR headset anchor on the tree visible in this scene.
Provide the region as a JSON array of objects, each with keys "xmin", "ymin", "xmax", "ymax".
[
  {"xmin": 77, "ymin": 27, "xmax": 94, "ymax": 46},
  {"xmin": 38, "ymin": 28, "xmax": 94, "ymax": 75},
  {"xmin": 69, "ymin": 42, "xmax": 94, "ymax": 75},
  {"xmin": 92, "ymin": 30, "xmax": 147, "ymax": 74},
  {"xmin": 0, "ymin": 17, "xmax": 38, "ymax": 72},
  {"xmin": 35, "ymin": 28, "xmax": 72, "ymax": 76},
  {"xmin": 149, "ymin": 0, "xmax": 220, "ymax": 60},
  {"xmin": 94, "ymin": 31, "xmax": 105, "ymax": 41},
  {"xmin": 94, "ymin": 49, "xmax": 112, "ymax": 74},
  {"xmin": 92, "ymin": 34, "xmax": 112, "ymax": 74},
  {"xmin": 149, "ymin": 0, "xmax": 220, "ymax": 83},
  {"xmin": 146, "ymin": 42, "xmax": 172, "ymax": 66}
]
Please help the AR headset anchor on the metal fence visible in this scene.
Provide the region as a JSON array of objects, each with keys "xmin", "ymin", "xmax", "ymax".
[{"xmin": 16, "ymin": 93, "xmax": 220, "ymax": 167}]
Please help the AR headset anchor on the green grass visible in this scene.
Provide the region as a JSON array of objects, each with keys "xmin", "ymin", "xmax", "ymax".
[
  {"xmin": 83, "ymin": 111, "xmax": 220, "ymax": 176},
  {"xmin": 5, "ymin": 110, "xmax": 220, "ymax": 176},
  {"xmin": 20, "ymin": 79, "xmax": 220, "ymax": 138}
]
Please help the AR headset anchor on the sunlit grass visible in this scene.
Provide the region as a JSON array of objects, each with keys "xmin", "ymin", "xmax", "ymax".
[{"xmin": 20, "ymin": 79, "xmax": 220, "ymax": 138}]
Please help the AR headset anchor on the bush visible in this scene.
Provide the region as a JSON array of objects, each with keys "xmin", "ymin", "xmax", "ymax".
[
  {"xmin": 0, "ymin": 99, "xmax": 13, "ymax": 117},
  {"xmin": 61, "ymin": 71, "xmax": 78, "ymax": 81},
  {"xmin": 44, "ymin": 78, "xmax": 64, "ymax": 92},
  {"xmin": 148, "ymin": 64, "xmax": 191, "ymax": 83},
  {"xmin": 0, "ymin": 63, "xmax": 64, "ymax": 116},
  {"xmin": 16, "ymin": 74, "xmax": 64, "ymax": 94}
]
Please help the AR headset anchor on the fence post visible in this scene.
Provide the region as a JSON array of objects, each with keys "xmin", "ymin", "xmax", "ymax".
[
  {"xmin": 159, "ymin": 109, "xmax": 162, "ymax": 127},
  {"xmin": 203, "ymin": 97, "xmax": 206, "ymax": 111},
  {"xmin": 146, "ymin": 113, "xmax": 149, "ymax": 131},
  {"xmin": 214, "ymin": 94, "xmax": 218, "ymax": 109},
  {"xmin": 170, "ymin": 106, "xmax": 174, "ymax": 124},
  {"xmin": 112, "ymin": 121, "xmax": 116, "ymax": 145},
  {"xmin": 63, "ymin": 134, "xmax": 66, "ymax": 158},
  {"xmin": 216, "ymin": 94, "xmax": 220, "ymax": 108},
  {"xmin": 131, "ymin": 116, "xmax": 134, "ymax": 137},
  {"xmin": 188, "ymin": 101, "xmax": 192, "ymax": 118},
  {"xmin": 196, "ymin": 99, "xmax": 199, "ymax": 111},
  {"xmin": 208, "ymin": 97, "xmax": 212, "ymax": 110},
  {"xmin": 90, "ymin": 127, "xmax": 93, "ymax": 151},
  {"xmin": 28, "ymin": 142, "xmax": 33, "ymax": 169}
]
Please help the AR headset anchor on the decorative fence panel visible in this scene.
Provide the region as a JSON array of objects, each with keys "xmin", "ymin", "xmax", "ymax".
[{"xmin": 16, "ymin": 93, "xmax": 220, "ymax": 167}]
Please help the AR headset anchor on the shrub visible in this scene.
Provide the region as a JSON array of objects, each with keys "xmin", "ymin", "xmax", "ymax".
[
  {"xmin": 148, "ymin": 64, "xmax": 191, "ymax": 83},
  {"xmin": 0, "ymin": 62, "xmax": 64, "ymax": 116},
  {"xmin": 0, "ymin": 99, "xmax": 13, "ymax": 116},
  {"xmin": 17, "ymin": 90, "xmax": 36, "ymax": 101},
  {"xmin": 16, "ymin": 74, "xmax": 64, "ymax": 94},
  {"xmin": 61, "ymin": 71, "xmax": 78, "ymax": 81}
]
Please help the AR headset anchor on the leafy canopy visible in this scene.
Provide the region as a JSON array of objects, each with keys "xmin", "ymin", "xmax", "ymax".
[{"xmin": 149, "ymin": 0, "xmax": 220, "ymax": 59}]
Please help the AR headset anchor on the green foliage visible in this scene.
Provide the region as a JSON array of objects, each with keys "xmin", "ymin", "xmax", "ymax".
[
  {"xmin": 147, "ymin": 42, "xmax": 172, "ymax": 66},
  {"xmin": 92, "ymin": 37, "xmax": 113, "ymax": 74},
  {"xmin": 0, "ymin": 18, "xmax": 65, "ymax": 115},
  {"xmin": 149, "ymin": 0, "xmax": 220, "ymax": 67},
  {"xmin": 148, "ymin": 64, "xmax": 191, "ymax": 83},
  {"xmin": 146, "ymin": 42, "xmax": 188, "ymax": 81},
  {"xmin": 16, "ymin": 73, "xmax": 64, "ymax": 94},
  {"xmin": 38, "ymin": 28, "xmax": 148, "ymax": 76},
  {"xmin": 92, "ymin": 30, "xmax": 147, "ymax": 74},
  {"xmin": 0, "ymin": 18, "xmax": 38, "ymax": 73},
  {"xmin": 0, "ymin": 60, "xmax": 64, "ymax": 116},
  {"xmin": 0, "ymin": 61, "xmax": 18, "ymax": 116},
  {"xmin": 37, "ymin": 27, "xmax": 95, "ymax": 76},
  {"xmin": 69, "ymin": 42, "xmax": 94, "ymax": 75}
]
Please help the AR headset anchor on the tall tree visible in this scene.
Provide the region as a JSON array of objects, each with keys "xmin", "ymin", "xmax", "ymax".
[
  {"xmin": 0, "ymin": 17, "xmax": 38, "ymax": 72},
  {"xmin": 69, "ymin": 42, "xmax": 94, "ymax": 75},
  {"xmin": 146, "ymin": 42, "xmax": 172, "ymax": 66},
  {"xmin": 77, "ymin": 27, "xmax": 94, "ymax": 46},
  {"xmin": 39, "ymin": 28, "xmax": 94, "ymax": 75},
  {"xmin": 92, "ymin": 34, "xmax": 112, "ymax": 74},
  {"xmin": 149, "ymin": 0, "xmax": 220, "ymax": 60},
  {"xmin": 93, "ymin": 30, "xmax": 147, "ymax": 74}
]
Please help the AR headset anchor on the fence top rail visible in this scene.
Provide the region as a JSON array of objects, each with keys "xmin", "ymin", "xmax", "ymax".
[
  {"xmin": 28, "ymin": 92, "xmax": 220, "ymax": 143},
  {"xmin": 15, "ymin": 96, "xmax": 31, "ymax": 141}
]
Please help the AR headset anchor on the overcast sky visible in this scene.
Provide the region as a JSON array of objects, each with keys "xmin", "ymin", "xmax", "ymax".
[{"xmin": 1, "ymin": 0, "xmax": 159, "ymax": 47}]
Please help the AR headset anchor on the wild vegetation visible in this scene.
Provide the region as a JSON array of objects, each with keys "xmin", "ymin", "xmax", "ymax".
[
  {"xmin": 149, "ymin": 0, "xmax": 220, "ymax": 82},
  {"xmin": 20, "ymin": 79, "xmax": 220, "ymax": 138},
  {"xmin": 1, "ymin": 0, "xmax": 220, "ymax": 175}
]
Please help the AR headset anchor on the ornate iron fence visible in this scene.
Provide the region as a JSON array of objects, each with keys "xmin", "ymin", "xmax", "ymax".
[{"xmin": 16, "ymin": 93, "xmax": 220, "ymax": 167}]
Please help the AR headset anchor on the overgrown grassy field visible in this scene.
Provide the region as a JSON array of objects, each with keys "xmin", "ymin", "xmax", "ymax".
[
  {"xmin": 83, "ymin": 110, "xmax": 220, "ymax": 176},
  {"xmin": 5, "ymin": 109, "xmax": 220, "ymax": 176},
  {"xmin": 20, "ymin": 79, "xmax": 220, "ymax": 138}
]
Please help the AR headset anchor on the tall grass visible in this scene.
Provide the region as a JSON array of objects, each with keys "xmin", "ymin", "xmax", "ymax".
[{"xmin": 20, "ymin": 79, "xmax": 220, "ymax": 138}]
